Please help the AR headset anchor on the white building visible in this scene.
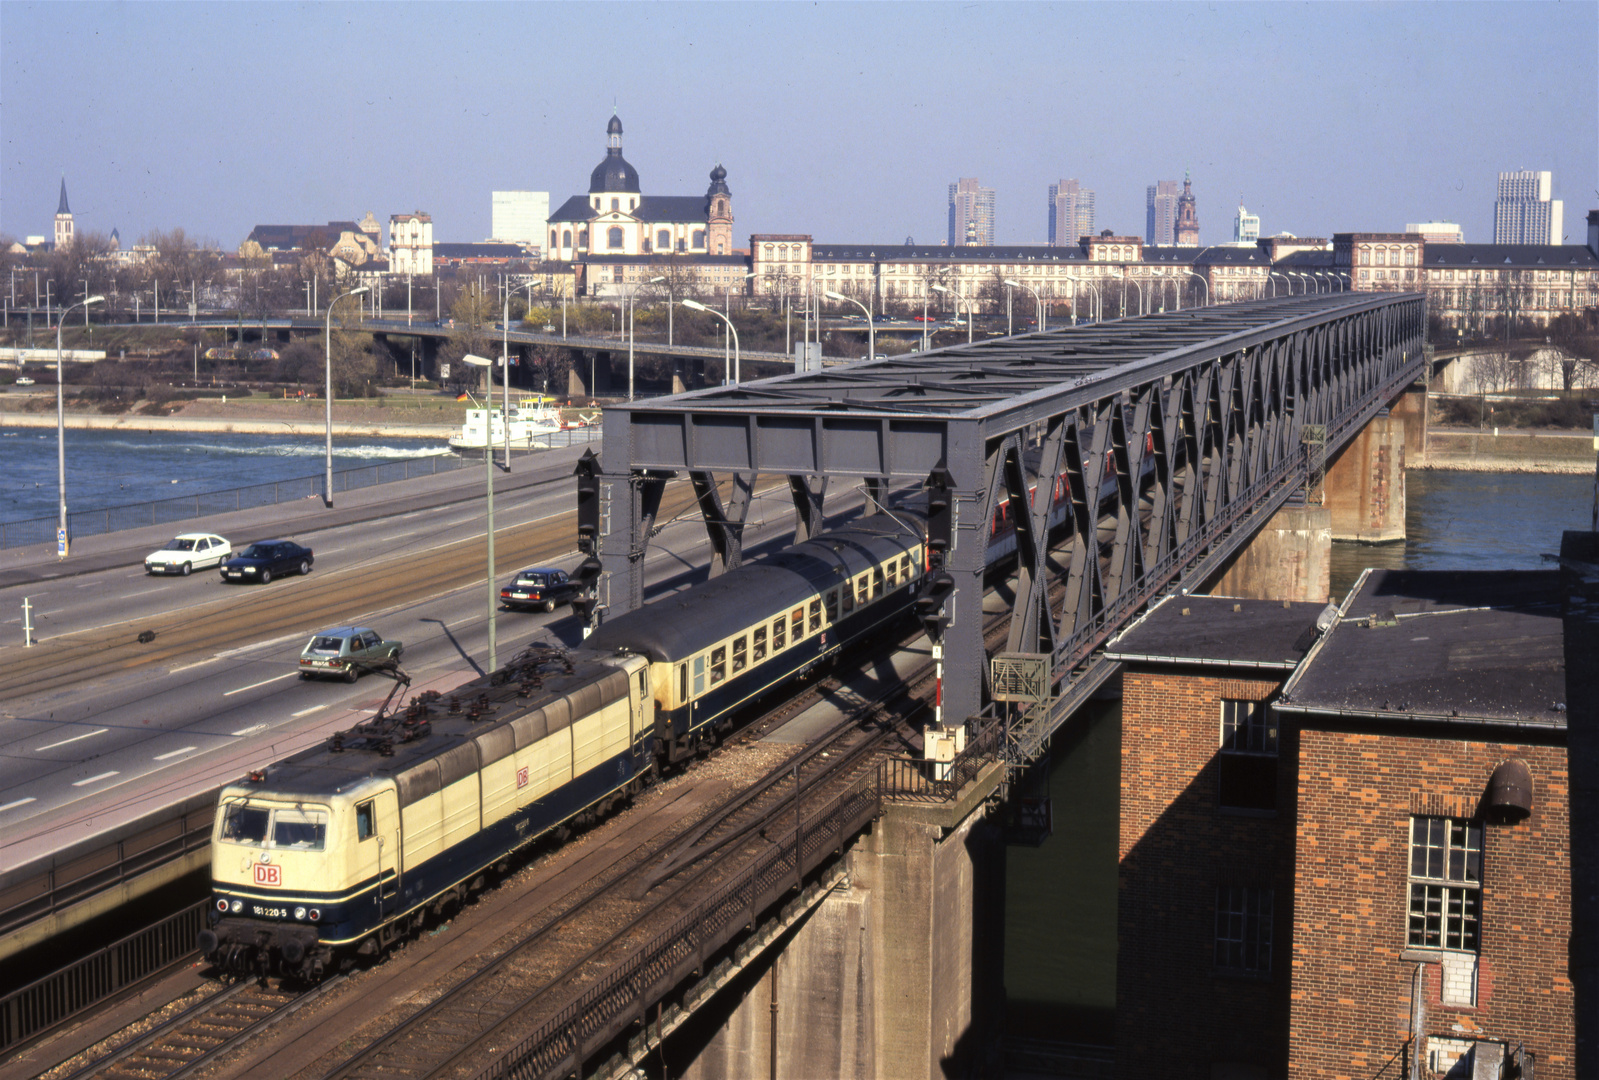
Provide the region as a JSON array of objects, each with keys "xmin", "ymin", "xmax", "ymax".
[
  {"xmin": 389, "ymin": 212, "xmax": 434, "ymax": 276},
  {"xmin": 1232, "ymin": 203, "xmax": 1260, "ymax": 245},
  {"xmin": 492, "ymin": 191, "xmax": 549, "ymax": 248},
  {"xmin": 1405, "ymin": 221, "xmax": 1464, "ymax": 244},
  {"xmin": 1494, "ymin": 170, "xmax": 1564, "ymax": 244}
]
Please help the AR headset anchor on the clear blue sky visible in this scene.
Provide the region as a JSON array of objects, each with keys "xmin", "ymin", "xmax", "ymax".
[{"xmin": 4, "ymin": 2, "xmax": 1594, "ymax": 250}]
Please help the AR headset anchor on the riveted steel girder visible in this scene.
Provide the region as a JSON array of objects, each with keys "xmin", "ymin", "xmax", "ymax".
[{"xmin": 591, "ymin": 293, "xmax": 1426, "ymax": 732}]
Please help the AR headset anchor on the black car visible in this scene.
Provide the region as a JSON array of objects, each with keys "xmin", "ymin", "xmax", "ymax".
[
  {"xmin": 499, "ymin": 566, "xmax": 578, "ymax": 612},
  {"xmin": 220, "ymin": 540, "xmax": 314, "ymax": 584}
]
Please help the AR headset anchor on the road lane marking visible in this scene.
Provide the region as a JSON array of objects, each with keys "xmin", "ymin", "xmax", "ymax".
[
  {"xmin": 318, "ymin": 547, "xmax": 346, "ymax": 556},
  {"xmin": 124, "ymin": 588, "xmax": 165, "ymax": 599},
  {"xmin": 36, "ymin": 728, "xmax": 109, "ymax": 751},
  {"xmin": 216, "ymin": 631, "xmax": 307, "ymax": 659},
  {"xmin": 169, "ymin": 657, "xmax": 221, "ymax": 673},
  {"xmin": 231, "ymin": 723, "xmax": 267, "ymax": 736},
  {"xmin": 224, "ymin": 673, "xmax": 298, "ymax": 696},
  {"xmin": 153, "ymin": 746, "xmax": 199, "ymax": 761},
  {"xmin": 0, "ymin": 797, "xmax": 37, "ymax": 813},
  {"xmin": 72, "ymin": 771, "xmax": 119, "ymax": 787},
  {"xmin": 291, "ymin": 705, "xmax": 328, "ymax": 718}
]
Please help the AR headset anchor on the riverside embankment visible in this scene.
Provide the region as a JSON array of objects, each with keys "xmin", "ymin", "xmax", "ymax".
[{"xmin": 1421, "ymin": 427, "xmax": 1593, "ymax": 474}]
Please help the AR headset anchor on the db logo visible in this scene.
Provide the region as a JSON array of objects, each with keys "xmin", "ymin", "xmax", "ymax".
[
  {"xmin": 253, "ymin": 863, "xmax": 282, "ymax": 887},
  {"xmin": 516, "ymin": 766, "xmax": 529, "ymax": 789}
]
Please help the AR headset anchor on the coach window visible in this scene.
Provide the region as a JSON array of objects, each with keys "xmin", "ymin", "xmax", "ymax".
[
  {"xmin": 693, "ymin": 656, "xmax": 706, "ymax": 696},
  {"xmin": 872, "ymin": 567, "xmax": 884, "ymax": 599},
  {"xmin": 710, "ymin": 646, "xmax": 727, "ymax": 685},
  {"xmin": 856, "ymin": 575, "xmax": 870, "ymax": 607},
  {"xmin": 753, "ymin": 626, "xmax": 767, "ymax": 662},
  {"xmin": 902, "ymin": 554, "xmax": 914, "ymax": 581},
  {"xmin": 772, "ymin": 615, "xmax": 787, "ymax": 651},
  {"xmin": 679, "ymin": 663, "xmax": 688, "ymax": 704},
  {"xmin": 732, "ymin": 635, "xmax": 748, "ymax": 674},
  {"xmin": 825, "ymin": 589, "xmax": 840, "ymax": 623},
  {"xmin": 356, "ymin": 800, "xmax": 375, "ymax": 841},
  {"xmin": 809, "ymin": 599, "xmax": 822, "ymax": 632},
  {"xmin": 840, "ymin": 583, "xmax": 855, "ymax": 615},
  {"xmin": 791, "ymin": 608, "xmax": 805, "ymax": 642}
]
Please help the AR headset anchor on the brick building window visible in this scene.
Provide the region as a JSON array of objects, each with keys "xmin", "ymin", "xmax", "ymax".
[
  {"xmin": 1217, "ymin": 699, "xmax": 1276, "ymax": 811},
  {"xmin": 1214, "ymin": 886, "xmax": 1273, "ymax": 974},
  {"xmin": 1407, "ymin": 817, "xmax": 1482, "ymax": 951}
]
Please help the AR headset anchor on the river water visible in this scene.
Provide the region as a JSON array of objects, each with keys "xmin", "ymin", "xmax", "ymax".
[
  {"xmin": 1, "ymin": 427, "xmax": 448, "ymax": 525},
  {"xmin": 1003, "ymin": 466, "xmax": 1594, "ymax": 1046}
]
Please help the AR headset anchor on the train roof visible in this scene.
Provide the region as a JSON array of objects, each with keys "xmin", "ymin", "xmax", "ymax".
[
  {"xmin": 587, "ymin": 511, "xmax": 922, "ymax": 663},
  {"xmin": 226, "ymin": 647, "xmax": 634, "ymax": 808}
]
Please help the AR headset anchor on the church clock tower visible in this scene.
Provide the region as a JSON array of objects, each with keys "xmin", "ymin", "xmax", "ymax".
[
  {"xmin": 54, "ymin": 178, "xmax": 75, "ymax": 249},
  {"xmin": 706, "ymin": 164, "xmax": 733, "ymax": 256},
  {"xmin": 1174, "ymin": 170, "xmax": 1200, "ymax": 246}
]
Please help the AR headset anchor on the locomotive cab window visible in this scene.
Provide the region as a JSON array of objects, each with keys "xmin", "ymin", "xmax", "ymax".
[
  {"xmin": 753, "ymin": 626, "xmax": 767, "ymax": 661},
  {"xmin": 220, "ymin": 803, "xmax": 269, "ymax": 844},
  {"xmin": 733, "ymin": 635, "xmax": 748, "ymax": 673},
  {"xmin": 710, "ymin": 646, "xmax": 727, "ymax": 685},
  {"xmin": 356, "ymin": 800, "xmax": 374, "ymax": 841},
  {"xmin": 273, "ymin": 808, "xmax": 328, "ymax": 850},
  {"xmin": 772, "ymin": 616, "xmax": 787, "ymax": 650}
]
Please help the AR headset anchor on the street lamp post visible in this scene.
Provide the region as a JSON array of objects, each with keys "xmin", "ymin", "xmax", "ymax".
[
  {"xmin": 1268, "ymin": 272, "xmax": 1288, "ymax": 298},
  {"xmin": 1186, "ymin": 271, "xmax": 1208, "ymax": 308},
  {"xmin": 930, "ymin": 285, "xmax": 974, "ymax": 344},
  {"xmin": 1002, "ymin": 279, "xmax": 1044, "ymax": 333},
  {"xmin": 1130, "ymin": 278, "xmax": 1145, "ymax": 316},
  {"xmin": 683, "ymin": 299, "xmax": 740, "ymax": 384},
  {"xmin": 56, "ymin": 295, "xmax": 104, "ymax": 558},
  {"xmin": 501, "ymin": 286, "xmax": 514, "ymax": 464},
  {"xmin": 825, "ymin": 290, "xmax": 873, "ymax": 362},
  {"xmin": 460, "ymin": 353, "xmax": 499, "ymax": 672},
  {"xmin": 323, "ymin": 286, "xmax": 368, "ymax": 507},
  {"xmin": 648, "ymin": 276, "xmax": 671, "ymax": 346}
]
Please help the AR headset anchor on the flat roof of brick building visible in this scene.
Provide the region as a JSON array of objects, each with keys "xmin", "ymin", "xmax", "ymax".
[
  {"xmin": 1106, "ymin": 594, "xmax": 1327, "ymax": 670},
  {"xmin": 1278, "ymin": 569, "xmax": 1566, "ymax": 729}
]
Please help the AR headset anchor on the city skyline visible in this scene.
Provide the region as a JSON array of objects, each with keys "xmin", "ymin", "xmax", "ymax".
[{"xmin": 3, "ymin": 2, "xmax": 1593, "ymax": 250}]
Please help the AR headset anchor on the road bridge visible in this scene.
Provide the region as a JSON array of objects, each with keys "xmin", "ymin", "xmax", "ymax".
[{"xmin": 590, "ymin": 292, "xmax": 1426, "ymax": 759}]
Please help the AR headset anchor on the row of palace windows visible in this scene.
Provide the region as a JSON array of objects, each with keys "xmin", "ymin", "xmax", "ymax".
[{"xmin": 550, "ymin": 228, "xmax": 708, "ymax": 251}]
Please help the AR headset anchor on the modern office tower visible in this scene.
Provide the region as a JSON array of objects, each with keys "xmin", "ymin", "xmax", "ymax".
[
  {"xmin": 1494, "ymin": 171, "xmax": 1563, "ymax": 244},
  {"xmin": 492, "ymin": 191, "xmax": 550, "ymax": 247},
  {"xmin": 1049, "ymin": 180, "xmax": 1095, "ymax": 246},
  {"xmin": 1405, "ymin": 222, "xmax": 1464, "ymax": 243},
  {"xmin": 1233, "ymin": 203, "xmax": 1260, "ymax": 244},
  {"xmin": 1147, "ymin": 180, "xmax": 1179, "ymax": 245},
  {"xmin": 949, "ymin": 178, "xmax": 995, "ymax": 246},
  {"xmin": 1174, "ymin": 172, "xmax": 1200, "ymax": 245}
]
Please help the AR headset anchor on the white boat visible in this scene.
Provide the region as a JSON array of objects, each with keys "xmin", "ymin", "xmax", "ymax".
[{"xmin": 448, "ymin": 395, "xmax": 564, "ymax": 452}]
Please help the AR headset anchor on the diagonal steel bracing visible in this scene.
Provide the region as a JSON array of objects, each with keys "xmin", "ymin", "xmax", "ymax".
[{"xmin": 589, "ymin": 293, "xmax": 1426, "ymax": 744}]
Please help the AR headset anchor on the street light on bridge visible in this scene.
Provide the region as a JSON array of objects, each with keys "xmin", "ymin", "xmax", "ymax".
[
  {"xmin": 682, "ymin": 299, "xmax": 740, "ymax": 384},
  {"xmin": 460, "ymin": 353, "xmax": 500, "ymax": 673},
  {"xmin": 324, "ymin": 286, "xmax": 368, "ymax": 507},
  {"xmin": 1002, "ymin": 279, "xmax": 1044, "ymax": 333},
  {"xmin": 56, "ymin": 295, "xmax": 103, "ymax": 558},
  {"xmin": 825, "ymin": 290, "xmax": 873, "ymax": 363}
]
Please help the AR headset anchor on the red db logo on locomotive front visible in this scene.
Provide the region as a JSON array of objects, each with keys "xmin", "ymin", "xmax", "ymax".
[
  {"xmin": 253, "ymin": 863, "xmax": 282, "ymax": 887},
  {"xmin": 517, "ymin": 766, "xmax": 530, "ymax": 789}
]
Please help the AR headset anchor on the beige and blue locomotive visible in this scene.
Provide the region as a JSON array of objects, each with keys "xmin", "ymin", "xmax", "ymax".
[{"xmin": 201, "ymin": 647, "xmax": 652, "ymax": 980}]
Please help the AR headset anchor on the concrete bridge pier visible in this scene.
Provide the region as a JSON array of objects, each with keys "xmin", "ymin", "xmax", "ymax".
[
  {"xmin": 680, "ymin": 772, "xmax": 1005, "ymax": 1080},
  {"xmin": 1210, "ymin": 503, "xmax": 1333, "ymax": 604},
  {"xmin": 1323, "ymin": 384, "xmax": 1425, "ymax": 543},
  {"xmin": 567, "ymin": 349, "xmax": 615, "ymax": 400}
]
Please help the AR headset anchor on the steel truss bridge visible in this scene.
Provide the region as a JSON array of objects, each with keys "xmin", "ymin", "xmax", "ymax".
[{"xmin": 590, "ymin": 293, "xmax": 1426, "ymax": 761}]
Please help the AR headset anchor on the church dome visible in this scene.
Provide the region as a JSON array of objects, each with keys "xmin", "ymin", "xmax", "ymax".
[
  {"xmin": 706, "ymin": 163, "xmax": 730, "ymax": 197},
  {"xmin": 590, "ymin": 114, "xmax": 640, "ymax": 194}
]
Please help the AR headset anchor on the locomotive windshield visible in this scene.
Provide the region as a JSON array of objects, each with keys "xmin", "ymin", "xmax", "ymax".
[{"xmin": 218, "ymin": 800, "xmax": 330, "ymax": 850}]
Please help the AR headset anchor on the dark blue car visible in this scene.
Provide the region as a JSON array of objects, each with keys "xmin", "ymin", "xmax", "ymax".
[{"xmin": 220, "ymin": 540, "xmax": 314, "ymax": 584}]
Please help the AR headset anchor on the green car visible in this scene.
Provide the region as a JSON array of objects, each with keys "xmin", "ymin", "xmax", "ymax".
[{"xmin": 298, "ymin": 626, "xmax": 403, "ymax": 683}]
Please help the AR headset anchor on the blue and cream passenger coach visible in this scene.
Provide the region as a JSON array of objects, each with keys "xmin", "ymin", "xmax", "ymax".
[{"xmin": 586, "ymin": 510, "xmax": 926, "ymax": 763}]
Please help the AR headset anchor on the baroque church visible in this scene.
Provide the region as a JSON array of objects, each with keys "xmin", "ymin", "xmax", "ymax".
[{"xmin": 546, "ymin": 115, "xmax": 733, "ymax": 264}]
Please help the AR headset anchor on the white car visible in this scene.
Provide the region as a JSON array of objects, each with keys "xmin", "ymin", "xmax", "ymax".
[
  {"xmin": 14, "ymin": 376, "xmax": 35, "ymax": 386},
  {"xmin": 145, "ymin": 533, "xmax": 232, "ymax": 576}
]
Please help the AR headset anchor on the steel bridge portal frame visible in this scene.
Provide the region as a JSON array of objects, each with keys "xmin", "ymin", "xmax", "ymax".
[{"xmin": 587, "ymin": 293, "xmax": 1426, "ymax": 754}]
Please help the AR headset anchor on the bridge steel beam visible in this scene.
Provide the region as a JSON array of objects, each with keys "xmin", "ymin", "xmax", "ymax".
[{"xmin": 593, "ymin": 294, "xmax": 1425, "ymax": 736}]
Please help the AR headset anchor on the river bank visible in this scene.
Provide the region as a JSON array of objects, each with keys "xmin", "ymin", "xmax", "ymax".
[{"xmin": 1421, "ymin": 428, "xmax": 1592, "ymax": 474}]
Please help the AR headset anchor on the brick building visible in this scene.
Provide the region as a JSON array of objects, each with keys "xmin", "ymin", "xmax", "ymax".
[
  {"xmin": 1110, "ymin": 570, "xmax": 1574, "ymax": 1078},
  {"xmin": 1109, "ymin": 595, "xmax": 1325, "ymax": 1079}
]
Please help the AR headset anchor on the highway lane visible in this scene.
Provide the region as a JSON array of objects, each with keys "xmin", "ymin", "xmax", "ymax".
[{"xmin": 0, "ymin": 475, "xmax": 856, "ymax": 842}]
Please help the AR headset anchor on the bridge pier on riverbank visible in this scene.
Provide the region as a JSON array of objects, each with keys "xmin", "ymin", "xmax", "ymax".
[
  {"xmin": 1209, "ymin": 503, "xmax": 1334, "ymax": 603},
  {"xmin": 679, "ymin": 766, "xmax": 1006, "ymax": 1080}
]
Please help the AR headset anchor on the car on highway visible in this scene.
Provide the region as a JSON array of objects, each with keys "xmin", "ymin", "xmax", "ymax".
[
  {"xmin": 298, "ymin": 626, "xmax": 402, "ymax": 682},
  {"xmin": 220, "ymin": 540, "xmax": 314, "ymax": 584},
  {"xmin": 144, "ymin": 532, "xmax": 232, "ymax": 576},
  {"xmin": 500, "ymin": 566, "xmax": 578, "ymax": 612},
  {"xmin": 14, "ymin": 376, "xmax": 36, "ymax": 386}
]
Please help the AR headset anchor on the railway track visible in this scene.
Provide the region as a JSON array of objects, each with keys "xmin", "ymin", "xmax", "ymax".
[{"xmin": 56, "ymin": 975, "xmax": 342, "ymax": 1080}]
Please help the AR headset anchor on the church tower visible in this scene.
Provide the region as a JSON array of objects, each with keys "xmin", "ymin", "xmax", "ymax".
[
  {"xmin": 705, "ymin": 163, "xmax": 733, "ymax": 256},
  {"xmin": 54, "ymin": 177, "xmax": 75, "ymax": 249},
  {"xmin": 1174, "ymin": 170, "xmax": 1199, "ymax": 245}
]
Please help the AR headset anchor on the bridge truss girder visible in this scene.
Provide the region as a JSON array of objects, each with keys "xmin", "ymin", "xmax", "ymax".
[{"xmin": 589, "ymin": 294, "xmax": 1426, "ymax": 744}]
